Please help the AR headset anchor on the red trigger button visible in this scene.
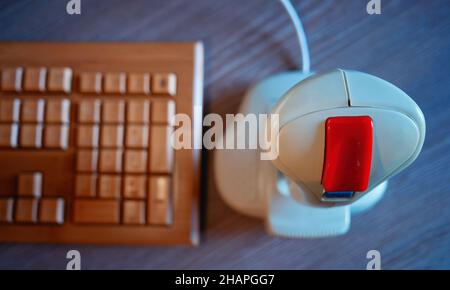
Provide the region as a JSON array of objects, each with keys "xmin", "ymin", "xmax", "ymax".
[{"xmin": 321, "ymin": 116, "xmax": 373, "ymax": 193}]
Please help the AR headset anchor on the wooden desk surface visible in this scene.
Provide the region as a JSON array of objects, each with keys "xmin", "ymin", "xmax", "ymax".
[{"xmin": 0, "ymin": 0, "xmax": 449, "ymax": 269}]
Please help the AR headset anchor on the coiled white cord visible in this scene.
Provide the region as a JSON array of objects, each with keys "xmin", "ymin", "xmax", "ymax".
[{"xmin": 279, "ymin": 0, "xmax": 311, "ymax": 73}]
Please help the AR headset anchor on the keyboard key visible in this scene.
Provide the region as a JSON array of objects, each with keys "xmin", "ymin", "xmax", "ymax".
[
  {"xmin": 73, "ymin": 199, "xmax": 119, "ymax": 224},
  {"xmin": 24, "ymin": 67, "xmax": 47, "ymax": 92},
  {"xmin": 124, "ymin": 150, "xmax": 147, "ymax": 173},
  {"xmin": 75, "ymin": 174, "xmax": 97, "ymax": 197},
  {"xmin": 148, "ymin": 176, "xmax": 172, "ymax": 225},
  {"xmin": 0, "ymin": 99, "xmax": 21, "ymax": 122},
  {"xmin": 78, "ymin": 99, "xmax": 101, "ymax": 123},
  {"xmin": 123, "ymin": 200, "xmax": 146, "ymax": 225},
  {"xmin": 44, "ymin": 124, "xmax": 70, "ymax": 149},
  {"xmin": 0, "ymin": 198, "xmax": 14, "ymax": 223},
  {"xmin": 102, "ymin": 100, "xmax": 125, "ymax": 123},
  {"xmin": 123, "ymin": 175, "xmax": 147, "ymax": 199},
  {"xmin": 127, "ymin": 100, "xmax": 150, "ymax": 123},
  {"xmin": 39, "ymin": 198, "xmax": 65, "ymax": 224},
  {"xmin": 99, "ymin": 149, "xmax": 123, "ymax": 173},
  {"xmin": 101, "ymin": 124, "xmax": 124, "ymax": 147},
  {"xmin": 77, "ymin": 124, "xmax": 99, "ymax": 148},
  {"xmin": 21, "ymin": 99, "xmax": 45, "ymax": 123},
  {"xmin": 45, "ymin": 99, "xmax": 71, "ymax": 123},
  {"xmin": 76, "ymin": 149, "xmax": 98, "ymax": 172},
  {"xmin": 98, "ymin": 175, "xmax": 121, "ymax": 198},
  {"xmin": 15, "ymin": 198, "xmax": 39, "ymax": 223},
  {"xmin": 151, "ymin": 99, "xmax": 175, "ymax": 125},
  {"xmin": 20, "ymin": 124, "xmax": 43, "ymax": 148},
  {"xmin": 104, "ymin": 72, "xmax": 126, "ymax": 94},
  {"xmin": 18, "ymin": 172, "xmax": 43, "ymax": 197},
  {"xmin": 152, "ymin": 73, "xmax": 176, "ymax": 96},
  {"xmin": 0, "ymin": 123, "xmax": 18, "ymax": 148},
  {"xmin": 1, "ymin": 67, "xmax": 23, "ymax": 92},
  {"xmin": 47, "ymin": 67, "xmax": 72, "ymax": 93},
  {"xmin": 149, "ymin": 126, "xmax": 174, "ymax": 173},
  {"xmin": 128, "ymin": 73, "xmax": 150, "ymax": 95},
  {"xmin": 126, "ymin": 124, "xmax": 149, "ymax": 148},
  {"xmin": 79, "ymin": 72, "xmax": 102, "ymax": 94}
]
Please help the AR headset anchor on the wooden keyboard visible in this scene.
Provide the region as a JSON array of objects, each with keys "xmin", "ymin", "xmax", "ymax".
[{"xmin": 0, "ymin": 42, "xmax": 203, "ymax": 245}]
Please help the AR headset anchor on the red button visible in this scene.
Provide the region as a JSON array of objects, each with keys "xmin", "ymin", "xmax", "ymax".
[{"xmin": 322, "ymin": 116, "xmax": 373, "ymax": 192}]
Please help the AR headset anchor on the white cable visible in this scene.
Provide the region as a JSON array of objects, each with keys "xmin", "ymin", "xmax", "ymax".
[{"xmin": 279, "ymin": 0, "xmax": 311, "ymax": 73}]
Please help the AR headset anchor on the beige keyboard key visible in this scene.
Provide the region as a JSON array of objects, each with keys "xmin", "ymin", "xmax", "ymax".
[
  {"xmin": 76, "ymin": 149, "xmax": 98, "ymax": 172},
  {"xmin": 73, "ymin": 199, "xmax": 119, "ymax": 224},
  {"xmin": 128, "ymin": 73, "xmax": 150, "ymax": 95},
  {"xmin": 102, "ymin": 100, "xmax": 125, "ymax": 123},
  {"xmin": 79, "ymin": 72, "xmax": 102, "ymax": 94},
  {"xmin": 0, "ymin": 198, "xmax": 14, "ymax": 223},
  {"xmin": 126, "ymin": 124, "xmax": 149, "ymax": 148},
  {"xmin": 21, "ymin": 99, "xmax": 45, "ymax": 123},
  {"xmin": 0, "ymin": 124, "xmax": 19, "ymax": 148},
  {"xmin": 149, "ymin": 126, "xmax": 174, "ymax": 173},
  {"xmin": 20, "ymin": 124, "xmax": 43, "ymax": 148},
  {"xmin": 101, "ymin": 124, "xmax": 124, "ymax": 147},
  {"xmin": 152, "ymin": 73, "xmax": 176, "ymax": 96},
  {"xmin": 75, "ymin": 174, "xmax": 97, "ymax": 198},
  {"xmin": 148, "ymin": 176, "xmax": 172, "ymax": 225},
  {"xmin": 104, "ymin": 72, "xmax": 126, "ymax": 94},
  {"xmin": 77, "ymin": 124, "xmax": 99, "ymax": 148},
  {"xmin": 45, "ymin": 99, "xmax": 71, "ymax": 123},
  {"xmin": 15, "ymin": 198, "xmax": 39, "ymax": 223},
  {"xmin": 123, "ymin": 200, "xmax": 146, "ymax": 225},
  {"xmin": 124, "ymin": 150, "xmax": 147, "ymax": 173},
  {"xmin": 151, "ymin": 99, "xmax": 175, "ymax": 125},
  {"xmin": 39, "ymin": 198, "xmax": 65, "ymax": 224},
  {"xmin": 24, "ymin": 67, "xmax": 47, "ymax": 92},
  {"xmin": 127, "ymin": 100, "xmax": 150, "ymax": 123},
  {"xmin": 99, "ymin": 149, "xmax": 123, "ymax": 173},
  {"xmin": 78, "ymin": 99, "xmax": 101, "ymax": 123},
  {"xmin": 18, "ymin": 172, "xmax": 43, "ymax": 197},
  {"xmin": 44, "ymin": 124, "xmax": 70, "ymax": 149},
  {"xmin": 1, "ymin": 67, "xmax": 23, "ymax": 92},
  {"xmin": 47, "ymin": 67, "xmax": 72, "ymax": 93},
  {"xmin": 123, "ymin": 175, "xmax": 147, "ymax": 199},
  {"xmin": 0, "ymin": 99, "xmax": 21, "ymax": 122},
  {"xmin": 98, "ymin": 175, "xmax": 121, "ymax": 198}
]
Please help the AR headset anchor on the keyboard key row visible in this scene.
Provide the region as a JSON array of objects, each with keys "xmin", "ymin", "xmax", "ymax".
[
  {"xmin": 0, "ymin": 123, "xmax": 69, "ymax": 149},
  {"xmin": 75, "ymin": 175, "xmax": 171, "ymax": 200},
  {"xmin": 77, "ymin": 124, "xmax": 155, "ymax": 149},
  {"xmin": 0, "ymin": 67, "xmax": 177, "ymax": 96},
  {"xmin": 78, "ymin": 99, "xmax": 174, "ymax": 125},
  {"xmin": 80, "ymin": 72, "xmax": 176, "ymax": 96},
  {"xmin": 0, "ymin": 98, "xmax": 70, "ymax": 123},
  {"xmin": 75, "ymin": 174, "xmax": 148, "ymax": 199},
  {"xmin": 76, "ymin": 145, "xmax": 173, "ymax": 174},
  {"xmin": 0, "ymin": 197, "xmax": 64, "ymax": 224},
  {"xmin": 1, "ymin": 67, "xmax": 72, "ymax": 94},
  {"xmin": 0, "ymin": 98, "xmax": 173, "ymax": 125}
]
